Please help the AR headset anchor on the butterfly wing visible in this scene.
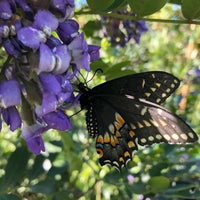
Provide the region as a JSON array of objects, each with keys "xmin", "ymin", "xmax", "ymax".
[
  {"xmin": 86, "ymin": 95, "xmax": 198, "ymax": 169},
  {"xmin": 79, "ymin": 71, "xmax": 198, "ymax": 170},
  {"xmin": 85, "ymin": 97, "xmax": 138, "ymax": 169},
  {"xmin": 91, "ymin": 71, "xmax": 180, "ymax": 104}
]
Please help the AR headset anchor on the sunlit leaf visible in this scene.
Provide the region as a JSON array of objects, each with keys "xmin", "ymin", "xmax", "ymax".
[
  {"xmin": 104, "ymin": 0, "xmax": 127, "ymax": 12},
  {"xmin": 128, "ymin": 0, "xmax": 168, "ymax": 16},
  {"xmin": 148, "ymin": 176, "xmax": 170, "ymax": 193},
  {"xmin": 182, "ymin": 0, "xmax": 200, "ymax": 19},
  {"xmin": 86, "ymin": 0, "xmax": 114, "ymax": 11}
]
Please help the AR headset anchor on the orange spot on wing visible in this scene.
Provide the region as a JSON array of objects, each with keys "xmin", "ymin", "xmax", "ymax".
[
  {"xmin": 110, "ymin": 136, "xmax": 116, "ymax": 147},
  {"xmin": 119, "ymin": 157, "xmax": 125, "ymax": 163},
  {"xmin": 109, "ymin": 124, "xmax": 115, "ymax": 134},
  {"xmin": 129, "ymin": 130, "xmax": 135, "ymax": 137},
  {"xmin": 114, "ymin": 121, "xmax": 122, "ymax": 130},
  {"xmin": 97, "ymin": 135, "xmax": 104, "ymax": 144},
  {"xmin": 124, "ymin": 151, "xmax": 131, "ymax": 158},
  {"xmin": 104, "ymin": 133, "xmax": 110, "ymax": 143},
  {"xmin": 113, "ymin": 136, "xmax": 119, "ymax": 145},
  {"xmin": 128, "ymin": 141, "xmax": 135, "ymax": 148},
  {"xmin": 115, "ymin": 130, "xmax": 121, "ymax": 138},
  {"xmin": 96, "ymin": 148, "xmax": 103, "ymax": 157},
  {"xmin": 115, "ymin": 113, "xmax": 125, "ymax": 125}
]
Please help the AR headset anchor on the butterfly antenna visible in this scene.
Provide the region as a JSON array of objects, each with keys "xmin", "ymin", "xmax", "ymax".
[
  {"xmin": 79, "ymin": 72, "xmax": 88, "ymax": 86},
  {"xmin": 69, "ymin": 109, "xmax": 82, "ymax": 118},
  {"xmin": 87, "ymin": 68, "xmax": 103, "ymax": 83}
]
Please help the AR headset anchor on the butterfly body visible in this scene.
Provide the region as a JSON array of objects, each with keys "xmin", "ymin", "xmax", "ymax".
[{"xmin": 78, "ymin": 71, "xmax": 198, "ymax": 169}]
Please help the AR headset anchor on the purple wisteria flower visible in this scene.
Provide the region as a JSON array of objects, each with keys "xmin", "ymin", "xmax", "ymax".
[
  {"xmin": 102, "ymin": 9, "xmax": 148, "ymax": 47},
  {"xmin": 123, "ymin": 20, "xmax": 148, "ymax": 44},
  {"xmin": 0, "ymin": 79, "xmax": 22, "ymax": 131},
  {"xmin": 0, "ymin": 0, "xmax": 100, "ymax": 155}
]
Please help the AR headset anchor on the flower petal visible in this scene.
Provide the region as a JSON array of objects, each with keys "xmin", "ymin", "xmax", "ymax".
[
  {"xmin": 51, "ymin": 0, "xmax": 75, "ymax": 18},
  {"xmin": 42, "ymin": 92, "xmax": 58, "ymax": 115},
  {"xmin": 88, "ymin": 45, "xmax": 100, "ymax": 62},
  {"xmin": 15, "ymin": 0, "xmax": 33, "ymax": 20},
  {"xmin": 43, "ymin": 110, "xmax": 72, "ymax": 131},
  {"xmin": 57, "ymin": 19, "xmax": 79, "ymax": 44},
  {"xmin": 69, "ymin": 33, "xmax": 90, "ymax": 71},
  {"xmin": 53, "ymin": 45, "xmax": 71, "ymax": 74},
  {"xmin": 22, "ymin": 123, "xmax": 48, "ymax": 154},
  {"xmin": 33, "ymin": 10, "xmax": 58, "ymax": 36},
  {"xmin": 0, "ymin": 79, "xmax": 21, "ymax": 108},
  {"xmin": 38, "ymin": 43, "xmax": 55, "ymax": 74},
  {"xmin": 3, "ymin": 39, "xmax": 20, "ymax": 58},
  {"xmin": 46, "ymin": 36, "xmax": 62, "ymax": 48},
  {"xmin": 17, "ymin": 27, "xmax": 46, "ymax": 49},
  {"xmin": 26, "ymin": 135, "xmax": 45, "ymax": 155},
  {"xmin": 2, "ymin": 106, "xmax": 22, "ymax": 131},
  {"xmin": 0, "ymin": 1, "xmax": 13, "ymax": 19},
  {"xmin": 39, "ymin": 74, "xmax": 61, "ymax": 94}
]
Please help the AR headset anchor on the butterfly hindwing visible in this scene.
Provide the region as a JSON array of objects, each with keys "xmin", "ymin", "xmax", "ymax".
[{"xmin": 85, "ymin": 97, "xmax": 138, "ymax": 169}]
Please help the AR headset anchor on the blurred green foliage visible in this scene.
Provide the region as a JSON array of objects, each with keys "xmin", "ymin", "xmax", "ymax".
[{"xmin": 0, "ymin": 1, "xmax": 200, "ymax": 200}]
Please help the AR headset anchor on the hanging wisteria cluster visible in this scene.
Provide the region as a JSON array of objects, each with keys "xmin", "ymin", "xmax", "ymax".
[
  {"xmin": 0, "ymin": 0, "xmax": 100, "ymax": 154},
  {"xmin": 102, "ymin": 9, "xmax": 148, "ymax": 47}
]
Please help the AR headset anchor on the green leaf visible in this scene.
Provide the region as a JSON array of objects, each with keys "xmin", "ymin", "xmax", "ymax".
[
  {"xmin": 169, "ymin": 0, "xmax": 182, "ymax": 4},
  {"xmin": 28, "ymin": 155, "xmax": 46, "ymax": 180},
  {"xmin": 128, "ymin": 0, "xmax": 168, "ymax": 16},
  {"xmin": 105, "ymin": 0, "xmax": 127, "ymax": 12},
  {"xmin": 31, "ymin": 179, "xmax": 56, "ymax": 194},
  {"xmin": 164, "ymin": 185, "xmax": 200, "ymax": 199},
  {"xmin": 149, "ymin": 162, "xmax": 169, "ymax": 176},
  {"xmin": 60, "ymin": 133, "xmax": 82, "ymax": 171},
  {"xmin": 86, "ymin": 0, "xmax": 114, "ymax": 11},
  {"xmin": 0, "ymin": 194, "xmax": 20, "ymax": 200},
  {"xmin": 90, "ymin": 60, "xmax": 110, "ymax": 73},
  {"xmin": 82, "ymin": 20, "xmax": 101, "ymax": 37},
  {"xmin": 103, "ymin": 61, "xmax": 133, "ymax": 80},
  {"xmin": 182, "ymin": 0, "xmax": 200, "ymax": 19},
  {"xmin": 148, "ymin": 176, "xmax": 170, "ymax": 193},
  {"xmin": 2, "ymin": 147, "xmax": 30, "ymax": 188}
]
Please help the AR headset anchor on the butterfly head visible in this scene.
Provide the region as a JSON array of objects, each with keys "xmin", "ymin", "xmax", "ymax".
[{"xmin": 78, "ymin": 83, "xmax": 91, "ymax": 110}]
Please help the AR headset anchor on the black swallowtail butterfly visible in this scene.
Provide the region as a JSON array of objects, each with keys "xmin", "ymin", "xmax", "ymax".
[{"xmin": 78, "ymin": 71, "xmax": 198, "ymax": 170}]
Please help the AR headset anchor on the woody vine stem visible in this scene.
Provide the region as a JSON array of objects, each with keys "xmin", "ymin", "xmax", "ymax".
[{"xmin": 76, "ymin": 11, "xmax": 200, "ymax": 25}]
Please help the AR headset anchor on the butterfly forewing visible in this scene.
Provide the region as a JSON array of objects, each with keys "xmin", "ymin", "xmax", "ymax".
[
  {"xmin": 79, "ymin": 71, "xmax": 198, "ymax": 170},
  {"xmin": 91, "ymin": 71, "xmax": 180, "ymax": 104},
  {"xmin": 105, "ymin": 96, "xmax": 198, "ymax": 145}
]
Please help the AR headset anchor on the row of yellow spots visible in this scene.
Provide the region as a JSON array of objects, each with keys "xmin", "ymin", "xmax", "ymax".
[
  {"xmin": 140, "ymin": 134, "xmax": 162, "ymax": 144},
  {"xmin": 142, "ymin": 77, "xmax": 178, "ymax": 103},
  {"xmin": 139, "ymin": 132, "xmax": 195, "ymax": 145},
  {"xmin": 180, "ymin": 132, "xmax": 195, "ymax": 140},
  {"xmin": 162, "ymin": 132, "xmax": 195, "ymax": 142},
  {"xmin": 130, "ymin": 119, "xmax": 157, "ymax": 130}
]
